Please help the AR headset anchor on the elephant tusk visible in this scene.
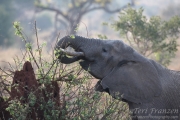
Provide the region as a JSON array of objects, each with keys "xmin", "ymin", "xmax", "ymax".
[{"xmin": 60, "ymin": 48, "xmax": 84, "ymax": 56}]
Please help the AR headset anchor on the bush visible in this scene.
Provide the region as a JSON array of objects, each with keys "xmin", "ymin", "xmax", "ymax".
[
  {"xmin": 103, "ymin": 7, "xmax": 180, "ymax": 66},
  {"xmin": 0, "ymin": 21, "xmax": 130, "ymax": 120}
]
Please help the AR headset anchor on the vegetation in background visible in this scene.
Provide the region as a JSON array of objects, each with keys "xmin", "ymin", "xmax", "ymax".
[
  {"xmin": 35, "ymin": 0, "xmax": 135, "ymax": 35},
  {"xmin": 103, "ymin": 7, "xmax": 180, "ymax": 66},
  {"xmin": 1, "ymin": 5, "xmax": 180, "ymax": 120}
]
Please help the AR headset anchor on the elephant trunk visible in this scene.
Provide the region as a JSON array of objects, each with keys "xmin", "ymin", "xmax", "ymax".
[
  {"xmin": 59, "ymin": 48, "xmax": 84, "ymax": 56},
  {"xmin": 55, "ymin": 35, "xmax": 88, "ymax": 64}
]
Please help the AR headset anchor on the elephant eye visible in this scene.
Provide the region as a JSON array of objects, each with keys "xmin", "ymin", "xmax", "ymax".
[{"xmin": 102, "ymin": 48, "xmax": 107, "ymax": 52}]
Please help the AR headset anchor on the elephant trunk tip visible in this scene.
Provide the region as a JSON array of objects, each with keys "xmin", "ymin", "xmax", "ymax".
[{"xmin": 60, "ymin": 48, "xmax": 84, "ymax": 57}]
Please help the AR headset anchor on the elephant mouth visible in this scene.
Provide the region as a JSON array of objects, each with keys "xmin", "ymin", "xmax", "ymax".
[
  {"xmin": 59, "ymin": 46, "xmax": 94, "ymax": 64},
  {"xmin": 59, "ymin": 47, "xmax": 84, "ymax": 57},
  {"xmin": 57, "ymin": 47, "xmax": 86, "ymax": 64},
  {"xmin": 79, "ymin": 60, "xmax": 91, "ymax": 71}
]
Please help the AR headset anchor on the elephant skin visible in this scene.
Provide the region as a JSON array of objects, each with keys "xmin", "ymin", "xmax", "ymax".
[{"xmin": 55, "ymin": 35, "xmax": 180, "ymax": 120}]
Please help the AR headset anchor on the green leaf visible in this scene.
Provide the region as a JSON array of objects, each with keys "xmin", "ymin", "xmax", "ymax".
[{"xmin": 70, "ymin": 35, "xmax": 75, "ymax": 39}]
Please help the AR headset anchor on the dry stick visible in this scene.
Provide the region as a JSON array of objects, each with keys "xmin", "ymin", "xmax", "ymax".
[
  {"xmin": 146, "ymin": 47, "xmax": 162, "ymax": 57},
  {"xmin": 55, "ymin": 70, "xmax": 74, "ymax": 81},
  {"xmin": 26, "ymin": 45, "xmax": 41, "ymax": 74},
  {"xmin": 7, "ymin": 69, "xmax": 15, "ymax": 76},
  {"xmin": 43, "ymin": 61, "xmax": 58, "ymax": 77},
  {"xmin": 66, "ymin": 85, "xmax": 86, "ymax": 117},
  {"xmin": 40, "ymin": 59, "xmax": 58, "ymax": 81},
  {"xmin": 125, "ymin": 32, "xmax": 133, "ymax": 47},
  {"xmin": 52, "ymin": 31, "xmax": 61, "ymax": 62},
  {"xmin": 20, "ymin": 48, "xmax": 28, "ymax": 64},
  {"xmin": 24, "ymin": 48, "xmax": 45, "ymax": 79},
  {"xmin": 13, "ymin": 21, "xmax": 39, "ymax": 69},
  {"xmin": 34, "ymin": 21, "xmax": 44, "ymax": 74},
  {"xmin": 15, "ymin": 24, "xmax": 41, "ymax": 74},
  {"xmin": 54, "ymin": 32, "xmax": 61, "ymax": 53},
  {"xmin": 13, "ymin": 58, "xmax": 19, "ymax": 70},
  {"xmin": 51, "ymin": 32, "xmax": 61, "ymax": 80},
  {"xmin": 101, "ymin": 106, "xmax": 115, "ymax": 119},
  {"xmin": 50, "ymin": 44, "xmax": 55, "ymax": 59},
  {"xmin": 29, "ymin": 50, "xmax": 41, "ymax": 70},
  {"xmin": 65, "ymin": 85, "xmax": 82, "ymax": 101},
  {"xmin": 1, "ymin": 61, "xmax": 15, "ymax": 72},
  {"xmin": 27, "ymin": 49, "xmax": 40, "ymax": 70},
  {"xmin": 60, "ymin": 64, "xmax": 68, "ymax": 76},
  {"xmin": 15, "ymin": 55, "xmax": 21, "ymax": 69},
  {"xmin": 1, "ymin": 82, "xmax": 12, "ymax": 97},
  {"xmin": 80, "ymin": 21, "xmax": 89, "ymax": 37},
  {"xmin": 76, "ymin": 68, "xmax": 83, "ymax": 76},
  {"xmin": 0, "ymin": 67, "xmax": 13, "ymax": 78},
  {"xmin": 52, "ymin": 60, "xmax": 58, "ymax": 81},
  {"xmin": 7, "ymin": 62, "xmax": 15, "ymax": 72}
]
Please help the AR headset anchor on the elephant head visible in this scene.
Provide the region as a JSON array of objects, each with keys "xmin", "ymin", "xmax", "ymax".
[{"xmin": 55, "ymin": 35, "xmax": 162, "ymax": 104}]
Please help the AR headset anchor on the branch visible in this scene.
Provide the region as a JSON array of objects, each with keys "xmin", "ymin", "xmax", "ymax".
[
  {"xmin": 103, "ymin": 1, "xmax": 134, "ymax": 13},
  {"xmin": 0, "ymin": 67, "xmax": 13, "ymax": 78},
  {"xmin": 146, "ymin": 47, "xmax": 162, "ymax": 57},
  {"xmin": 68, "ymin": 0, "xmax": 90, "ymax": 13},
  {"xmin": 36, "ymin": 5, "xmax": 69, "ymax": 20},
  {"xmin": 34, "ymin": 21, "xmax": 43, "ymax": 73},
  {"xmin": 125, "ymin": 32, "xmax": 133, "ymax": 47},
  {"xmin": 54, "ymin": 13, "xmax": 68, "ymax": 33},
  {"xmin": 57, "ymin": 18, "xmax": 68, "ymax": 28},
  {"xmin": 83, "ymin": 0, "xmax": 135, "ymax": 14},
  {"xmin": 71, "ymin": 0, "xmax": 75, "ymax": 7},
  {"xmin": 80, "ymin": 21, "xmax": 89, "ymax": 37}
]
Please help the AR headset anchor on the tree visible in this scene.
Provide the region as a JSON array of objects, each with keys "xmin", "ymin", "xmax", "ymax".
[
  {"xmin": 35, "ymin": 0, "xmax": 135, "ymax": 35},
  {"xmin": 110, "ymin": 7, "xmax": 180, "ymax": 66}
]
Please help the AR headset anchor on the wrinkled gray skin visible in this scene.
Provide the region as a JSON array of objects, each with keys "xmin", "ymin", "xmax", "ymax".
[{"xmin": 55, "ymin": 35, "xmax": 180, "ymax": 120}]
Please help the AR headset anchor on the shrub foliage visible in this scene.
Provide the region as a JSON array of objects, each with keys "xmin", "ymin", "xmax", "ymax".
[
  {"xmin": 0, "ymin": 21, "xmax": 130, "ymax": 120},
  {"xmin": 104, "ymin": 7, "xmax": 180, "ymax": 66},
  {"xmin": 1, "ymin": 7, "xmax": 180, "ymax": 120}
]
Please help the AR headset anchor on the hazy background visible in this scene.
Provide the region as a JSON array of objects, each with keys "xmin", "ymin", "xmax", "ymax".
[{"xmin": 0, "ymin": 0, "xmax": 180, "ymax": 70}]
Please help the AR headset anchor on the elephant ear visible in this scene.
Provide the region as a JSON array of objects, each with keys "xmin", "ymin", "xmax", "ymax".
[{"xmin": 101, "ymin": 60, "xmax": 162, "ymax": 104}]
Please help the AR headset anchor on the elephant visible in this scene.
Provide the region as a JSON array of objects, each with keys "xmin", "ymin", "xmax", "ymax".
[{"xmin": 55, "ymin": 35, "xmax": 180, "ymax": 120}]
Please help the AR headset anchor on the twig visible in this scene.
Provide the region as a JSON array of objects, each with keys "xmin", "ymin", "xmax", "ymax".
[
  {"xmin": 20, "ymin": 48, "xmax": 27, "ymax": 64},
  {"xmin": 1, "ymin": 61, "xmax": 15, "ymax": 72},
  {"xmin": 34, "ymin": 21, "xmax": 43, "ymax": 73},
  {"xmin": 125, "ymin": 32, "xmax": 133, "ymax": 46},
  {"xmin": 52, "ymin": 32, "xmax": 61, "ymax": 80},
  {"xmin": 40, "ymin": 59, "xmax": 58, "ymax": 80},
  {"xmin": 80, "ymin": 21, "xmax": 89, "ymax": 37},
  {"xmin": 13, "ymin": 58, "xmax": 18, "ymax": 70},
  {"xmin": 36, "ymin": 5, "xmax": 69, "ymax": 20},
  {"xmin": 29, "ymin": 50, "xmax": 41, "ymax": 69},
  {"xmin": 54, "ymin": 32, "xmax": 61, "ymax": 59},
  {"xmin": 0, "ymin": 67, "xmax": 13, "ymax": 78}
]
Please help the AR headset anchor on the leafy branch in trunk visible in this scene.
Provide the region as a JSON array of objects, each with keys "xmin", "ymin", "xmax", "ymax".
[{"xmin": 0, "ymin": 21, "xmax": 131, "ymax": 120}]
